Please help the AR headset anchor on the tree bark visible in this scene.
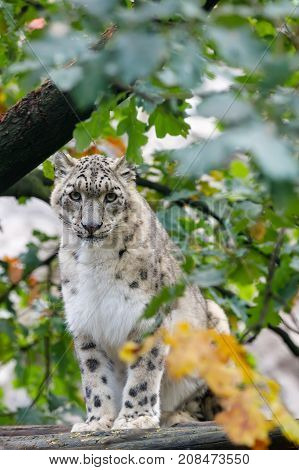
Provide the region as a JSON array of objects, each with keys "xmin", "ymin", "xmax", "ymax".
[
  {"xmin": 0, "ymin": 81, "xmax": 91, "ymax": 194},
  {"xmin": 0, "ymin": 81, "xmax": 92, "ymax": 194},
  {"xmin": 0, "ymin": 423, "xmax": 295, "ymax": 450}
]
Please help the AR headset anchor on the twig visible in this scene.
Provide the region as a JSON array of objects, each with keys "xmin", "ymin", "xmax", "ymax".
[
  {"xmin": 280, "ymin": 316, "xmax": 299, "ymax": 335},
  {"xmin": 203, "ymin": 0, "xmax": 221, "ymax": 12},
  {"xmin": 136, "ymin": 176, "xmax": 225, "ymax": 226},
  {"xmin": 241, "ymin": 229, "xmax": 286, "ymax": 343},
  {"xmin": 269, "ymin": 325, "xmax": 299, "ymax": 357},
  {"xmin": 0, "ymin": 251, "xmax": 57, "ymax": 304}
]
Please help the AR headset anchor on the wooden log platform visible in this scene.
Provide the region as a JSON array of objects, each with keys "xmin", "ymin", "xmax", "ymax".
[{"xmin": 0, "ymin": 422, "xmax": 296, "ymax": 450}]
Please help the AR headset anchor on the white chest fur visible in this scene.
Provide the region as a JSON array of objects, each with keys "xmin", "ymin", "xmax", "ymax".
[{"xmin": 60, "ymin": 244, "xmax": 150, "ymax": 350}]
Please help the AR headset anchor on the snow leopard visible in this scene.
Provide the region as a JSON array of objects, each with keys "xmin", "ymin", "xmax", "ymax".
[{"xmin": 50, "ymin": 152, "xmax": 229, "ymax": 431}]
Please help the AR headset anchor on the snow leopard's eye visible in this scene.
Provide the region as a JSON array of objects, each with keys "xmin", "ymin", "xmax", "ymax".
[
  {"xmin": 105, "ymin": 192, "xmax": 117, "ymax": 203},
  {"xmin": 69, "ymin": 191, "xmax": 81, "ymax": 202}
]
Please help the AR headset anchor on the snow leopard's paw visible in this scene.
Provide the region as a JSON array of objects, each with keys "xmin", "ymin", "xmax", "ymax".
[
  {"xmin": 161, "ymin": 410, "xmax": 198, "ymax": 427},
  {"xmin": 71, "ymin": 417, "xmax": 113, "ymax": 433},
  {"xmin": 112, "ymin": 415, "xmax": 159, "ymax": 430}
]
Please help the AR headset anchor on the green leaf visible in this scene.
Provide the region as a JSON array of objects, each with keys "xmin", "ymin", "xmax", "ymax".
[
  {"xmin": 208, "ymin": 26, "xmax": 265, "ymax": 70},
  {"xmin": 42, "ymin": 160, "xmax": 55, "ymax": 181},
  {"xmin": 106, "ymin": 32, "xmax": 166, "ymax": 84},
  {"xmin": 50, "ymin": 66, "xmax": 83, "ymax": 92},
  {"xmin": 171, "ymin": 123, "xmax": 299, "ymax": 181},
  {"xmin": 27, "ymin": 33, "xmax": 91, "ymax": 68},
  {"xmin": 197, "ymin": 92, "xmax": 254, "ymax": 124},
  {"xmin": 74, "ymin": 100, "xmax": 115, "ymax": 151},
  {"xmin": 74, "ymin": 124, "xmax": 92, "ymax": 152},
  {"xmin": 117, "ymin": 98, "xmax": 147, "ymax": 163},
  {"xmin": 254, "ymin": 20, "xmax": 276, "ymax": 38},
  {"xmin": 159, "ymin": 34, "xmax": 205, "ymax": 89},
  {"xmin": 191, "ymin": 267, "xmax": 225, "ymax": 288},
  {"xmin": 229, "ymin": 160, "xmax": 250, "ymax": 179},
  {"xmin": 149, "ymin": 103, "xmax": 190, "ymax": 138},
  {"xmin": 143, "ymin": 283, "xmax": 185, "ymax": 319},
  {"xmin": 20, "ymin": 243, "xmax": 40, "ymax": 276}
]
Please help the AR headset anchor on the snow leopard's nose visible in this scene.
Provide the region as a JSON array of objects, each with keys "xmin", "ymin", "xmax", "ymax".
[{"xmin": 81, "ymin": 222, "xmax": 103, "ymax": 235}]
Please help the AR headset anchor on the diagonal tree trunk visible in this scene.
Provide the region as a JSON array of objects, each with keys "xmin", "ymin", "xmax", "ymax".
[{"xmin": 0, "ymin": 80, "xmax": 92, "ymax": 193}]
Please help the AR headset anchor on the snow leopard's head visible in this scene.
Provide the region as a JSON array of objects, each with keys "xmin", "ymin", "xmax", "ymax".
[{"xmin": 51, "ymin": 153, "xmax": 136, "ymax": 242}]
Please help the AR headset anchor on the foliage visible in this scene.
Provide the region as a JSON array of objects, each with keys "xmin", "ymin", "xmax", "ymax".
[
  {"xmin": 0, "ymin": 0, "xmax": 298, "ymax": 440},
  {"xmin": 120, "ymin": 322, "xmax": 299, "ymax": 449}
]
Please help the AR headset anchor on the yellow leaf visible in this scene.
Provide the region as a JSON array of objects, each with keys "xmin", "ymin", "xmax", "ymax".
[
  {"xmin": 119, "ymin": 341, "xmax": 141, "ymax": 364},
  {"xmin": 3, "ymin": 256, "xmax": 23, "ymax": 284},
  {"xmin": 200, "ymin": 181, "xmax": 219, "ymax": 196},
  {"xmin": 210, "ymin": 170, "xmax": 224, "ymax": 181},
  {"xmin": 216, "ymin": 390, "xmax": 273, "ymax": 448},
  {"xmin": 120, "ymin": 322, "xmax": 299, "ymax": 450},
  {"xmin": 249, "ymin": 221, "xmax": 266, "ymax": 242}
]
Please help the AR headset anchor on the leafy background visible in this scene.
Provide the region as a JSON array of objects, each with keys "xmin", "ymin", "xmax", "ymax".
[{"xmin": 0, "ymin": 0, "xmax": 298, "ymax": 426}]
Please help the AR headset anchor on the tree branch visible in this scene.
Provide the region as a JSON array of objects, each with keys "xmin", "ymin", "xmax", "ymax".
[
  {"xmin": 2, "ymin": 170, "xmax": 52, "ymax": 202},
  {"xmin": 0, "ymin": 25, "xmax": 117, "ymax": 193},
  {"xmin": 203, "ymin": 0, "xmax": 221, "ymax": 12},
  {"xmin": 0, "ymin": 251, "xmax": 57, "ymax": 304},
  {"xmin": 269, "ymin": 325, "xmax": 299, "ymax": 357}
]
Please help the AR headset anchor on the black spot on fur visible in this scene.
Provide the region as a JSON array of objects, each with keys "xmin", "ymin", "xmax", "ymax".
[
  {"xmin": 151, "ymin": 347, "xmax": 159, "ymax": 357},
  {"xmin": 85, "ymin": 386, "xmax": 91, "ymax": 399},
  {"xmin": 125, "ymin": 400, "xmax": 133, "ymax": 409},
  {"xmin": 119, "ymin": 248, "xmax": 126, "ymax": 258},
  {"xmin": 124, "ymin": 233, "xmax": 134, "ymax": 243},
  {"xmin": 139, "ymin": 381, "xmax": 148, "ymax": 391},
  {"xmin": 115, "ymin": 272, "xmax": 122, "ymax": 280},
  {"xmin": 101, "ymin": 376, "xmax": 107, "ymax": 384},
  {"xmin": 106, "ymin": 395, "xmax": 111, "ymax": 400},
  {"xmin": 150, "ymin": 394, "xmax": 157, "ymax": 406},
  {"xmin": 71, "ymin": 287, "xmax": 78, "ymax": 295},
  {"xmin": 86, "ymin": 358, "xmax": 99, "ymax": 372},
  {"xmin": 140, "ymin": 269, "xmax": 148, "ymax": 280},
  {"xmin": 147, "ymin": 360, "xmax": 156, "ymax": 371},
  {"xmin": 72, "ymin": 251, "xmax": 79, "ymax": 261},
  {"xmin": 129, "ymin": 387, "xmax": 138, "ymax": 398},
  {"xmin": 62, "ymin": 278, "xmax": 70, "ymax": 285},
  {"xmin": 94, "ymin": 395, "xmax": 101, "ymax": 407},
  {"xmin": 81, "ymin": 342, "xmax": 96, "ymax": 350},
  {"xmin": 129, "ymin": 281, "xmax": 139, "ymax": 289},
  {"xmin": 87, "ymin": 406, "xmax": 91, "ymax": 412},
  {"xmin": 130, "ymin": 357, "xmax": 142, "ymax": 369},
  {"xmin": 138, "ymin": 396, "xmax": 148, "ymax": 406}
]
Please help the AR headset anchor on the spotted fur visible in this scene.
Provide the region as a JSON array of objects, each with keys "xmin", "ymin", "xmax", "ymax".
[{"xmin": 51, "ymin": 152, "xmax": 230, "ymax": 432}]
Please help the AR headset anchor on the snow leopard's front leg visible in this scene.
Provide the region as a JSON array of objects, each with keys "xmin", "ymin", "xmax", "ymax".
[
  {"xmin": 71, "ymin": 335, "xmax": 118, "ymax": 432},
  {"xmin": 112, "ymin": 343, "xmax": 166, "ymax": 430}
]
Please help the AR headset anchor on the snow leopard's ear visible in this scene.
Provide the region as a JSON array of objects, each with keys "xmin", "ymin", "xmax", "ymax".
[
  {"xmin": 54, "ymin": 152, "xmax": 76, "ymax": 179},
  {"xmin": 113, "ymin": 156, "xmax": 136, "ymax": 183}
]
